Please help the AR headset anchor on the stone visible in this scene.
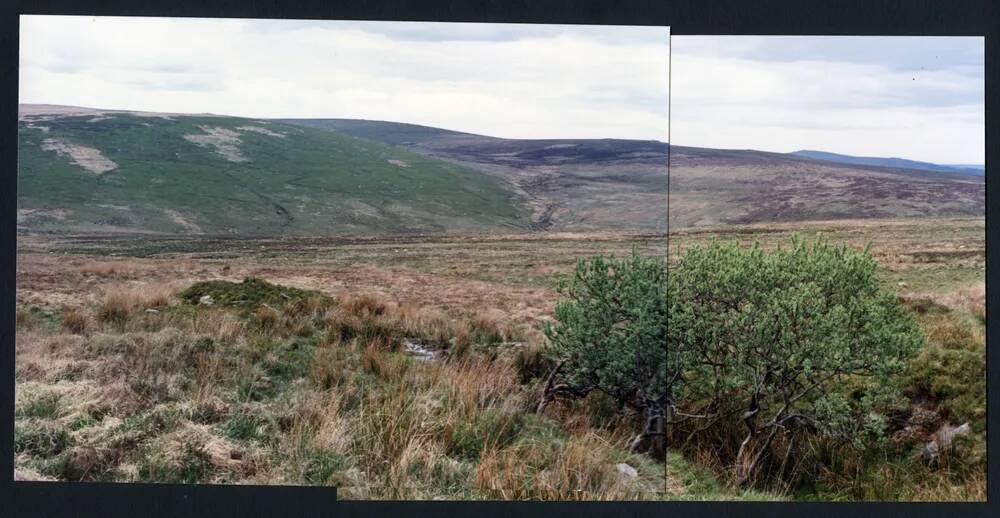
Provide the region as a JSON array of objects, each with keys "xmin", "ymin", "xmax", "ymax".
[
  {"xmin": 616, "ymin": 463, "xmax": 638, "ymax": 479},
  {"xmin": 922, "ymin": 422, "xmax": 971, "ymax": 463},
  {"xmin": 199, "ymin": 295, "xmax": 214, "ymax": 306}
]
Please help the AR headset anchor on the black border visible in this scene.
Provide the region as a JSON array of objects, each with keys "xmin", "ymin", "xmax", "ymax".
[{"xmin": 2, "ymin": 1, "xmax": 996, "ymax": 517}]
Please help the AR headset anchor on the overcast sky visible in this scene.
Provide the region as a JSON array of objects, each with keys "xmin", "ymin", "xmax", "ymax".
[
  {"xmin": 19, "ymin": 19, "xmax": 985, "ymax": 164},
  {"xmin": 672, "ymin": 36, "xmax": 984, "ymax": 164},
  {"xmin": 19, "ymin": 15, "xmax": 670, "ymax": 141}
]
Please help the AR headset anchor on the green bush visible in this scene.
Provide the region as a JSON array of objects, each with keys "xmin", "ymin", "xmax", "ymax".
[
  {"xmin": 544, "ymin": 238, "xmax": 924, "ymax": 486},
  {"xmin": 542, "ymin": 250, "xmax": 670, "ymax": 455},
  {"xmin": 669, "ymin": 238, "xmax": 923, "ymax": 484}
]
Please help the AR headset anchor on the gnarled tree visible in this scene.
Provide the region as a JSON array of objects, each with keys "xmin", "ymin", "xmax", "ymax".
[
  {"xmin": 541, "ymin": 239, "xmax": 923, "ymax": 486},
  {"xmin": 668, "ymin": 237, "xmax": 923, "ymax": 485},
  {"xmin": 539, "ymin": 251, "xmax": 687, "ymax": 458}
]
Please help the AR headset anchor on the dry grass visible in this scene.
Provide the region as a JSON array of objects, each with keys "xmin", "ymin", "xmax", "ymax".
[
  {"xmin": 935, "ymin": 283, "xmax": 986, "ymax": 320},
  {"xmin": 94, "ymin": 283, "xmax": 176, "ymax": 327},
  {"xmin": 16, "ymin": 309, "xmax": 38, "ymax": 331},
  {"xmin": 60, "ymin": 307, "xmax": 89, "ymax": 335},
  {"xmin": 16, "ymin": 275, "xmax": 669, "ymax": 498},
  {"xmin": 12, "ymin": 219, "xmax": 985, "ymax": 500},
  {"xmin": 475, "ymin": 434, "xmax": 650, "ymax": 500}
]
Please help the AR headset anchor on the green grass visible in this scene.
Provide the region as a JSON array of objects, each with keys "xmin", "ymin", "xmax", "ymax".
[
  {"xmin": 18, "ymin": 114, "xmax": 532, "ymax": 235},
  {"xmin": 179, "ymin": 276, "xmax": 323, "ymax": 309},
  {"xmin": 16, "ymin": 391, "xmax": 62, "ymax": 419}
]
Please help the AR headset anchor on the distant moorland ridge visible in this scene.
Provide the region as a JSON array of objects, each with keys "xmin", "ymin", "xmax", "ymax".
[{"xmin": 16, "ymin": 104, "xmax": 984, "ymax": 235}]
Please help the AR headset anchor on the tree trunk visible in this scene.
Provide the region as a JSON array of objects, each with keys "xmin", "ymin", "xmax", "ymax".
[
  {"xmin": 736, "ymin": 428, "xmax": 778, "ymax": 487},
  {"xmin": 628, "ymin": 405, "xmax": 666, "ymax": 460}
]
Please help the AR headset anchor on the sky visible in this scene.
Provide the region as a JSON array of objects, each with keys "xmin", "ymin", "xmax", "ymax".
[
  {"xmin": 18, "ymin": 16, "xmax": 670, "ymax": 141},
  {"xmin": 19, "ymin": 19, "xmax": 985, "ymax": 164},
  {"xmin": 671, "ymin": 36, "xmax": 985, "ymax": 164}
]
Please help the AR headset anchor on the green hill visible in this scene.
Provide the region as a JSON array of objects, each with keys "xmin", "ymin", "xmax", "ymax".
[
  {"xmin": 17, "ymin": 106, "xmax": 531, "ymax": 235},
  {"xmin": 282, "ymin": 118, "xmax": 984, "ymax": 231}
]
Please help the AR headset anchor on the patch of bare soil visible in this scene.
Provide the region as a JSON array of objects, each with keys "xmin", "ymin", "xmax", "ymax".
[
  {"xmin": 164, "ymin": 209, "xmax": 204, "ymax": 234},
  {"xmin": 40, "ymin": 138, "xmax": 118, "ymax": 174},
  {"xmin": 183, "ymin": 126, "xmax": 248, "ymax": 163},
  {"xmin": 17, "ymin": 208, "xmax": 72, "ymax": 224}
]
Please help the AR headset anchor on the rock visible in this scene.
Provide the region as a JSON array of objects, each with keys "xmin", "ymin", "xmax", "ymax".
[
  {"xmin": 616, "ymin": 463, "xmax": 638, "ymax": 479},
  {"xmin": 403, "ymin": 339, "xmax": 436, "ymax": 362},
  {"xmin": 922, "ymin": 422, "xmax": 971, "ymax": 463},
  {"xmin": 145, "ymin": 308, "xmax": 160, "ymax": 314},
  {"xmin": 198, "ymin": 295, "xmax": 214, "ymax": 306},
  {"xmin": 897, "ymin": 281, "xmax": 908, "ymax": 288},
  {"xmin": 921, "ymin": 441, "xmax": 939, "ymax": 463},
  {"xmin": 936, "ymin": 422, "xmax": 971, "ymax": 447}
]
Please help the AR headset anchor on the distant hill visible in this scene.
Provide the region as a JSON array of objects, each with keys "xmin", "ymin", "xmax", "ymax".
[
  {"xmin": 943, "ymin": 164, "xmax": 987, "ymax": 173},
  {"xmin": 279, "ymin": 118, "xmax": 670, "ymax": 232},
  {"xmin": 283, "ymin": 118, "xmax": 984, "ymax": 230},
  {"xmin": 278, "ymin": 118, "xmax": 483, "ymax": 147},
  {"xmin": 16, "ymin": 105, "xmax": 984, "ymax": 236},
  {"xmin": 17, "ymin": 105, "xmax": 531, "ymax": 235},
  {"xmin": 667, "ymin": 146, "xmax": 983, "ymax": 228},
  {"xmin": 791, "ymin": 150, "xmax": 984, "ymax": 176}
]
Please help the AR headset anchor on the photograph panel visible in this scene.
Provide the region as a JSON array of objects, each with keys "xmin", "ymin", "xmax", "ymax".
[
  {"xmin": 14, "ymin": 15, "xmax": 671, "ymax": 500},
  {"xmin": 664, "ymin": 36, "xmax": 985, "ymax": 501}
]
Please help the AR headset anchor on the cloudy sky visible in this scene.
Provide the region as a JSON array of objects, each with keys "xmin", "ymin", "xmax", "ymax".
[
  {"xmin": 672, "ymin": 36, "xmax": 984, "ymax": 164},
  {"xmin": 19, "ymin": 19, "xmax": 985, "ymax": 164},
  {"xmin": 19, "ymin": 15, "xmax": 670, "ymax": 141}
]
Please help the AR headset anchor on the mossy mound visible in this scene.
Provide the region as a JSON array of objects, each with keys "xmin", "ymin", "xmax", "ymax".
[{"xmin": 179, "ymin": 277, "xmax": 327, "ymax": 309}]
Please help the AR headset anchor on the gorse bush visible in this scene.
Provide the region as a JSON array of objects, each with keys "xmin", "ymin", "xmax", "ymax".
[{"xmin": 542, "ymin": 238, "xmax": 924, "ymax": 486}]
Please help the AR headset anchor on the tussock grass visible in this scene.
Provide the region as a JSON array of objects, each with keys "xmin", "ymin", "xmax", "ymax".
[
  {"xmin": 20, "ymin": 271, "xmax": 982, "ymax": 501},
  {"xmin": 61, "ymin": 307, "xmax": 89, "ymax": 335},
  {"xmin": 15, "ymin": 277, "xmax": 714, "ymax": 500},
  {"xmin": 95, "ymin": 283, "xmax": 175, "ymax": 328},
  {"xmin": 16, "ymin": 308, "xmax": 40, "ymax": 330}
]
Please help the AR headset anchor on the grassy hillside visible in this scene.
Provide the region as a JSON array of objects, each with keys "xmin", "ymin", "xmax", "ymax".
[
  {"xmin": 278, "ymin": 118, "xmax": 484, "ymax": 147},
  {"xmin": 19, "ymin": 107, "xmax": 985, "ymax": 236},
  {"xmin": 282, "ymin": 118, "xmax": 984, "ymax": 232},
  {"xmin": 18, "ymin": 107, "xmax": 531, "ymax": 236},
  {"xmin": 281, "ymin": 118, "xmax": 670, "ymax": 232}
]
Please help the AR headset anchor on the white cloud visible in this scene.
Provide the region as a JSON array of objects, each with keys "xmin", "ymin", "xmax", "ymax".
[
  {"xmin": 671, "ymin": 36, "xmax": 984, "ymax": 164},
  {"xmin": 19, "ymin": 15, "xmax": 670, "ymax": 141}
]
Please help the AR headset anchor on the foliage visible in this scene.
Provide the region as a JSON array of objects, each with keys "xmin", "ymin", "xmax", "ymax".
[
  {"xmin": 669, "ymin": 238, "xmax": 923, "ymax": 483},
  {"xmin": 543, "ymin": 238, "xmax": 924, "ymax": 485},
  {"xmin": 542, "ymin": 251, "xmax": 671, "ymax": 456},
  {"xmin": 179, "ymin": 276, "xmax": 326, "ymax": 309}
]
